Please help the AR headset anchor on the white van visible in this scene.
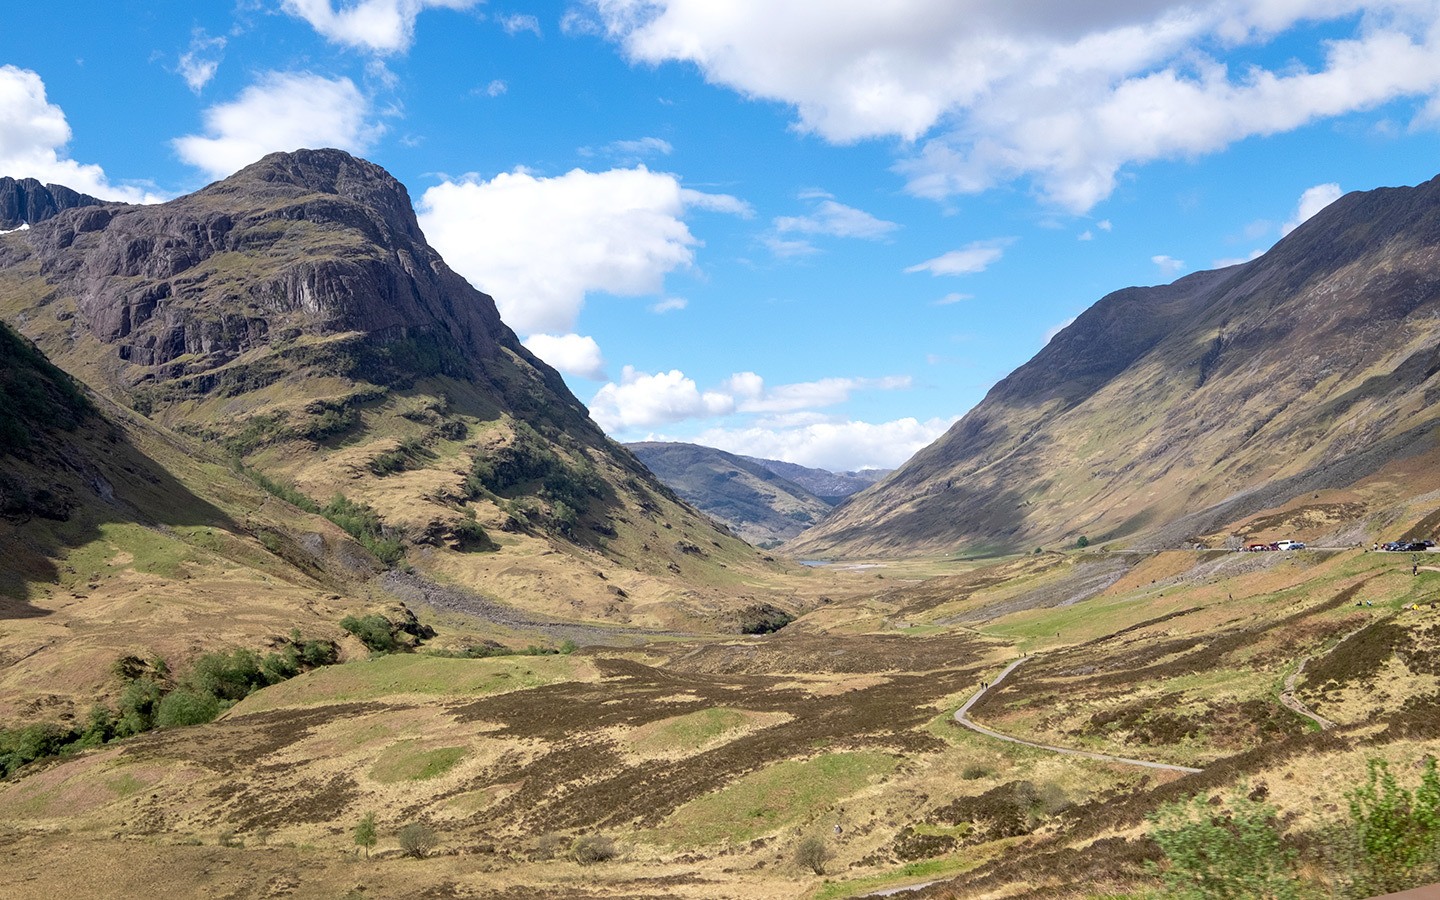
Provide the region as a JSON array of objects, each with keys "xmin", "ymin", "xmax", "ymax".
[{"xmin": 1275, "ymin": 540, "xmax": 1306, "ymax": 550}]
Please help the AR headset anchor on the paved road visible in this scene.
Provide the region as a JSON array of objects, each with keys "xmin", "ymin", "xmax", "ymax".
[{"xmin": 953, "ymin": 657, "xmax": 1203, "ymax": 774}]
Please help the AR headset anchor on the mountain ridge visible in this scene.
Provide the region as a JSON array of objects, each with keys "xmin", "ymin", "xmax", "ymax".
[{"xmin": 790, "ymin": 174, "xmax": 1440, "ymax": 558}]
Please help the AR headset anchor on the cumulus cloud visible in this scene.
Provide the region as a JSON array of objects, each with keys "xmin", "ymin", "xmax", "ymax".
[
  {"xmin": 905, "ymin": 239, "xmax": 1010, "ymax": 276},
  {"xmin": 173, "ymin": 72, "xmax": 384, "ymax": 180},
  {"xmin": 775, "ymin": 198, "xmax": 898, "ymax": 240},
  {"xmin": 677, "ymin": 416, "xmax": 957, "ymax": 472},
  {"xmin": 590, "ymin": 366, "xmax": 912, "ymax": 432},
  {"xmin": 590, "ymin": 367, "xmax": 736, "ymax": 430},
  {"xmin": 282, "ymin": 0, "xmax": 480, "ymax": 53},
  {"xmin": 1151, "ymin": 254, "xmax": 1186, "ymax": 278},
  {"xmin": 0, "ymin": 65, "xmax": 163, "ymax": 203},
  {"xmin": 417, "ymin": 166, "xmax": 747, "ymax": 334},
  {"xmin": 523, "ymin": 333, "xmax": 607, "ymax": 380},
  {"xmin": 1282, "ymin": 182, "xmax": 1343, "ymax": 235},
  {"xmin": 177, "ymin": 30, "xmax": 226, "ymax": 93},
  {"xmin": 590, "ymin": 1, "xmax": 1440, "ymax": 212}
]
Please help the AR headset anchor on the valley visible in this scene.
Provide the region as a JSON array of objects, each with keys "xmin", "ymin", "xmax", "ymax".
[{"xmin": 2, "ymin": 152, "xmax": 1439, "ymax": 899}]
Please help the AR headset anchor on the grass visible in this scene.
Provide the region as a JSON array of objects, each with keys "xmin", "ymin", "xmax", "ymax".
[
  {"xmin": 809, "ymin": 850, "xmax": 985, "ymax": 899},
  {"xmin": 652, "ymin": 751, "xmax": 899, "ymax": 846},
  {"xmin": 227, "ymin": 653, "xmax": 593, "ymax": 715},
  {"xmin": 369, "ymin": 740, "xmax": 466, "ymax": 783},
  {"xmin": 629, "ymin": 708, "xmax": 754, "ymax": 756}
]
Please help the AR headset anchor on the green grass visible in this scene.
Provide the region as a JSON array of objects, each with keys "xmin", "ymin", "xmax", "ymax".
[
  {"xmin": 809, "ymin": 852, "xmax": 982, "ymax": 899},
  {"xmin": 369, "ymin": 740, "xmax": 466, "ymax": 783},
  {"xmin": 653, "ymin": 751, "xmax": 898, "ymax": 846},
  {"xmin": 631, "ymin": 708, "xmax": 752, "ymax": 756},
  {"xmin": 63, "ymin": 522, "xmax": 202, "ymax": 581},
  {"xmin": 226, "ymin": 653, "xmax": 588, "ymax": 714}
]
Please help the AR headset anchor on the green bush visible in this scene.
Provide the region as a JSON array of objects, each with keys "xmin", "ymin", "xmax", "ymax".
[
  {"xmin": 1342, "ymin": 757, "xmax": 1440, "ymax": 896},
  {"xmin": 1148, "ymin": 787, "xmax": 1299, "ymax": 900},
  {"xmin": 1076, "ymin": 535, "xmax": 1090, "ymax": 548},
  {"xmin": 341, "ymin": 614, "xmax": 402, "ymax": 653},
  {"xmin": 154, "ymin": 688, "xmax": 224, "ymax": 727}
]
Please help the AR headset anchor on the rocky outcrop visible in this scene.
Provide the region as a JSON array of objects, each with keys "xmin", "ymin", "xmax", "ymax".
[{"xmin": 0, "ymin": 177, "xmax": 104, "ymax": 230}]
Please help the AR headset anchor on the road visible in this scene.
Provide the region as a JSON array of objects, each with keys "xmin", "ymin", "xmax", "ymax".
[{"xmin": 953, "ymin": 656, "xmax": 1203, "ymax": 774}]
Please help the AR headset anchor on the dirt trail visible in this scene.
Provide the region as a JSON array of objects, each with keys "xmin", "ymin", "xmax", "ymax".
[
  {"xmin": 954, "ymin": 657, "xmax": 1203, "ymax": 774},
  {"xmin": 1279, "ymin": 656, "xmax": 1338, "ymax": 730}
]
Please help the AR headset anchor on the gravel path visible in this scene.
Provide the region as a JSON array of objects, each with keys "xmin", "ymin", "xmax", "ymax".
[{"xmin": 954, "ymin": 656, "xmax": 1203, "ymax": 774}]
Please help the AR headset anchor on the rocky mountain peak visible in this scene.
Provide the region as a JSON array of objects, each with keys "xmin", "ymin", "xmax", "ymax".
[{"xmin": 0, "ymin": 176, "xmax": 105, "ymax": 230}]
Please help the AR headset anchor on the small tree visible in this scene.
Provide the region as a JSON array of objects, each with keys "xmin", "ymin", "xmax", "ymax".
[
  {"xmin": 1076, "ymin": 535, "xmax": 1090, "ymax": 548},
  {"xmin": 353, "ymin": 812, "xmax": 377, "ymax": 858},
  {"xmin": 795, "ymin": 835, "xmax": 831, "ymax": 875},
  {"xmin": 397, "ymin": 822, "xmax": 438, "ymax": 859}
]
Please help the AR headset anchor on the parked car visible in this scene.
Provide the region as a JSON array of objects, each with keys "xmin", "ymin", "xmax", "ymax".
[
  {"xmin": 1244, "ymin": 543, "xmax": 1273, "ymax": 552},
  {"xmin": 1275, "ymin": 540, "xmax": 1306, "ymax": 550}
]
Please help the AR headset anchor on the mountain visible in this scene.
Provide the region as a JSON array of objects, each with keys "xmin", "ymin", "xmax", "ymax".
[
  {"xmin": 791, "ymin": 174, "xmax": 1440, "ymax": 558},
  {"xmin": 0, "ymin": 176, "xmax": 105, "ymax": 230},
  {"xmin": 0, "ymin": 149, "xmax": 782, "ymax": 633},
  {"xmin": 740, "ymin": 456, "xmax": 890, "ymax": 505},
  {"xmin": 628, "ymin": 441, "xmax": 832, "ymax": 545}
]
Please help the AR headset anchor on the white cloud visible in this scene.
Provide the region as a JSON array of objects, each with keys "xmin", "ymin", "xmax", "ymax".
[
  {"xmin": 933, "ymin": 292, "xmax": 971, "ymax": 305},
  {"xmin": 499, "ymin": 13, "xmax": 542, "ymax": 36},
  {"xmin": 1281, "ymin": 182, "xmax": 1343, "ymax": 235},
  {"xmin": 173, "ymin": 72, "xmax": 384, "ymax": 180},
  {"xmin": 483, "ymin": 79, "xmax": 508, "ymax": 97},
  {"xmin": 282, "ymin": 0, "xmax": 480, "ymax": 54},
  {"xmin": 590, "ymin": 1, "xmax": 1440, "ymax": 212},
  {"xmin": 177, "ymin": 30, "xmax": 226, "ymax": 93},
  {"xmin": 418, "ymin": 166, "xmax": 746, "ymax": 335},
  {"xmin": 523, "ymin": 333, "xmax": 607, "ymax": 380},
  {"xmin": 590, "ymin": 367, "xmax": 735, "ymax": 429},
  {"xmin": 592, "ymin": 366, "xmax": 912, "ymax": 432},
  {"xmin": 0, "ymin": 65, "xmax": 163, "ymax": 203},
  {"xmin": 680, "ymin": 187, "xmax": 753, "ymax": 216},
  {"xmin": 905, "ymin": 239, "xmax": 1009, "ymax": 276},
  {"xmin": 650, "ymin": 296, "xmax": 688, "ymax": 313},
  {"xmin": 610, "ymin": 136, "xmax": 673, "ymax": 156},
  {"xmin": 774, "ymin": 198, "xmax": 898, "ymax": 240},
  {"xmin": 1151, "ymin": 254, "xmax": 1186, "ymax": 278},
  {"xmin": 678, "ymin": 416, "xmax": 958, "ymax": 471}
]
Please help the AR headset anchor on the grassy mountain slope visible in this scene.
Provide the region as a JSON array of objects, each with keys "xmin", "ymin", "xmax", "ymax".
[
  {"xmin": 792, "ymin": 175, "xmax": 1440, "ymax": 559},
  {"xmin": 628, "ymin": 441, "xmax": 833, "ymax": 546},
  {"xmin": 0, "ymin": 149, "xmax": 785, "ymax": 630}
]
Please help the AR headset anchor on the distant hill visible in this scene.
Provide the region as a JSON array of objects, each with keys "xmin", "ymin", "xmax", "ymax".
[
  {"xmin": 628, "ymin": 441, "xmax": 832, "ymax": 545},
  {"xmin": 741, "ymin": 456, "xmax": 890, "ymax": 505},
  {"xmin": 791, "ymin": 173, "xmax": 1440, "ymax": 558}
]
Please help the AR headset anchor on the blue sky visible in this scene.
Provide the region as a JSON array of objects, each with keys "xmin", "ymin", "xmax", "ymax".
[{"xmin": 5, "ymin": 2, "xmax": 1440, "ymax": 471}]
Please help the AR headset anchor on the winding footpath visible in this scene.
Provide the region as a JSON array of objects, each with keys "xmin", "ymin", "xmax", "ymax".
[{"xmin": 954, "ymin": 657, "xmax": 1204, "ymax": 775}]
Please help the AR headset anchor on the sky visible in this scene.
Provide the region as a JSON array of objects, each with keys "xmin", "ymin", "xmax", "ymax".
[{"xmin": 4, "ymin": 2, "xmax": 1440, "ymax": 472}]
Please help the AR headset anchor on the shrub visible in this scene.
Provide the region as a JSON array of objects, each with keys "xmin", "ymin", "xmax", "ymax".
[
  {"xmin": 532, "ymin": 833, "xmax": 569, "ymax": 859},
  {"xmin": 794, "ymin": 835, "xmax": 831, "ymax": 875},
  {"xmin": 571, "ymin": 834, "xmax": 617, "ymax": 865},
  {"xmin": 1147, "ymin": 786, "xmax": 1299, "ymax": 900},
  {"xmin": 340, "ymin": 614, "xmax": 401, "ymax": 653},
  {"xmin": 1342, "ymin": 757, "xmax": 1440, "ymax": 896},
  {"xmin": 1076, "ymin": 535, "xmax": 1090, "ymax": 548},
  {"xmin": 154, "ymin": 688, "xmax": 223, "ymax": 727},
  {"xmin": 961, "ymin": 763, "xmax": 995, "ymax": 780},
  {"xmin": 397, "ymin": 822, "xmax": 438, "ymax": 858}
]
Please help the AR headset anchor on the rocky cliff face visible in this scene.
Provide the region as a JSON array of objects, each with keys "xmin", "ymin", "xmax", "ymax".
[
  {"xmin": 791, "ymin": 174, "xmax": 1440, "ymax": 558},
  {"xmin": 0, "ymin": 177, "xmax": 105, "ymax": 231},
  {"xmin": 0, "ymin": 150, "xmax": 585, "ymax": 431}
]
